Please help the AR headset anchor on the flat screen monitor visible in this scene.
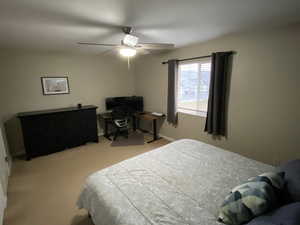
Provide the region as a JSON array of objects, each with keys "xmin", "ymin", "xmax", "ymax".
[{"xmin": 105, "ymin": 96, "xmax": 143, "ymax": 112}]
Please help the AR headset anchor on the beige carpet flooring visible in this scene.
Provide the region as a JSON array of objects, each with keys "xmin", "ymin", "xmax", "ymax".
[{"xmin": 4, "ymin": 135, "xmax": 169, "ymax": 225}]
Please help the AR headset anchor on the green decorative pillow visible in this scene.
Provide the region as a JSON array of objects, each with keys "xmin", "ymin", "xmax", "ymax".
[{"xmin": 218, "ymin": 172, "xmax": 285, "ymax": 225}]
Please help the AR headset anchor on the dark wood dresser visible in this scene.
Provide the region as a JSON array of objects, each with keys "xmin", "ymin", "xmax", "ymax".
[{"xmin": 18, "ymin": 105, "xmax": 98, "ymax": 160}]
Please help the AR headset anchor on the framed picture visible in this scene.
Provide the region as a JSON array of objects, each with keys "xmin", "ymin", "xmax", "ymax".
[{"xmin": 41, "ymin": 77, "xmax": 70, "ymax": 95}]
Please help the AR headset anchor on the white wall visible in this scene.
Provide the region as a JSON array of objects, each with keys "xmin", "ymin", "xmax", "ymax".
[{"xmin": 134, "ymin": 24, "xmax": 300, "ymax": 165}]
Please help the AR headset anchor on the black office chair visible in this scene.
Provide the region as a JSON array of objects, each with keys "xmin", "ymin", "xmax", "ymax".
[{"xmin": 111, "ymin": 106, "xmax": 131, "ymax": 141}]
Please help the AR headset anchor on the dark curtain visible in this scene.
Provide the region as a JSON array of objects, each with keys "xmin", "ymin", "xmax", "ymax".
[
  {"xmin": 205, "ymin": 52, "xmax": 233, "ymax": 136},
  {"xmin": 167, "ymin": 59, "xmax": 179, "ymax": 125}
]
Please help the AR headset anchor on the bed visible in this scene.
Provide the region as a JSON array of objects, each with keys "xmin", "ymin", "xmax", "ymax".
[{"xmin": 77, "ymin": 139, "xmax": 273, "ymax": 225}]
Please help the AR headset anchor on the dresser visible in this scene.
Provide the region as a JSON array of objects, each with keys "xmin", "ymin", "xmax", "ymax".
[{"xmin": 18, "ymin": 105, "xmax": 98, "ymax": 160}]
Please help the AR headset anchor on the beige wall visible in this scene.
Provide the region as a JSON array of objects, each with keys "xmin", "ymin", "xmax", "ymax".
[
  {"xmin": 134, "ymin": 25, "xmax": 300, "ymax": 165},
  {"xmin": 0, "ymin": 51, "xmax": 135, "ymax": 156},
  {"xmin": 1, "ymin": 25, "xmax": 299, "ymax": 165}
]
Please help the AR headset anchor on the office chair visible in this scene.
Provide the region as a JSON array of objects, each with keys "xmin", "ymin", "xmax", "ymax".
[{"xmin": 111, "ymin": 106, "xmax": 131, "ymax": 141}]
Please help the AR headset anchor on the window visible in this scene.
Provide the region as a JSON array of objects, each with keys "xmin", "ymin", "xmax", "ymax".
[{"xmin": 177, "ymin": 59, "xmax": 211, "ymax": 116}]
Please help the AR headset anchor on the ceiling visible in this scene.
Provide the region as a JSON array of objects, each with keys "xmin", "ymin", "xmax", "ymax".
[{"xmin": 0, "ymin": 0, "xmax": 299, "ymax": 54}]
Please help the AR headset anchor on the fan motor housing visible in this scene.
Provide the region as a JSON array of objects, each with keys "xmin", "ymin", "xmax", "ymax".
[{"xmin": 122, "ymin": 26, "xmax": 132, "ymax": 34}]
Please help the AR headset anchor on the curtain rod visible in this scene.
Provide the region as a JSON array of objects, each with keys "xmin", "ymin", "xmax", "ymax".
[
  {"xmin": 162, "ymin": 55, "xmax": 211, "ymax": 64},
  {"xmin": 161, "ymin": 51, "xmax": 235, "ymax": 64}
]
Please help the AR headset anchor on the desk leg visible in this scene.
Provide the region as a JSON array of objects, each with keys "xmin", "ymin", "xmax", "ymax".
[
  {"xmin": 133, "ymin": 117, "xmax": 140, "ymax": 132},
  {"xmin": 104, "ymin": 120, "xmax": 111, "ymax": 140},
  {"xmin": 153, "ymin": 119, "xmax": 157, "ymax": 140},
  {"xmin": 137, "ymin": 118, "xmax": 140, "ymax": 130},
  {"xmin": 147, "ymin": 119, "xmax": 161, "ymax": 143},
  {"xmin": 132, "ymin": 116, "xmax": 136, "ymax": 131}
]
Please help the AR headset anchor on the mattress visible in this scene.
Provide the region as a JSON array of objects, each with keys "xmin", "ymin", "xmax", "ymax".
[{"xmin": 77, "ymin": 139, "xmax": 273, "ymax": 225}]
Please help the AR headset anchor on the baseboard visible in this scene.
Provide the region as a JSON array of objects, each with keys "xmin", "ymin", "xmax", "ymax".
[
  {"xmin": 136, "ymin": 128, "xmax": 176, "ymax": 142},
  {"xmin": 99, "ymin": 130, "xmax": 176, "ymax": 142},
  {"xmin": 158, "ymin": 134, "xmax": 176, "ymax": 142}
]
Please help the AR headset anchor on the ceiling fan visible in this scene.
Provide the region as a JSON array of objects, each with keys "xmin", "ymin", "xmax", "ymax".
[{"xmin": 78, "ymin": 26, "xmax": 175, "ymax": 57}]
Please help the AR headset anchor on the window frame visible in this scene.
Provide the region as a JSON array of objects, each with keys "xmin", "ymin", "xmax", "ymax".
[{"xmin": 177, "ymin": 58, "xmax": 212, "ymax": 117}]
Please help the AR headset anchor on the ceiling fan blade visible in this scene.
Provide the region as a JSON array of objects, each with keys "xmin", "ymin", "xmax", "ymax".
[
  {"xmin": 100, "ymin": 48, "xmax": 118, "ymax": 56},
  {"xmin": 77, "ymin": 42, "xmax": 119, "ymax": 47},
  {"xmin": 136, "ymin": 43, "xmax": 175, "ymax": 50},
  {"xmin": 137, "ymin": 48, "xmax": 150, "ymax": 55}
]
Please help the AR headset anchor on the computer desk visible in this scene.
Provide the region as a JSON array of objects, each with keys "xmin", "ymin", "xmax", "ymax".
[
  {"xmin": 99, "ymin": 111, "xmax": 165, "ymax": 143},
  {"xmin": 133, "ymin": 112, "xmax": 166, "ymax": 143}
]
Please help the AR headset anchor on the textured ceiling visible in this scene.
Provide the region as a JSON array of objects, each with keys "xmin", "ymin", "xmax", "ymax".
[{"xmin": 0, "ymin": 0, "xmax": 299, "ymax": 53}]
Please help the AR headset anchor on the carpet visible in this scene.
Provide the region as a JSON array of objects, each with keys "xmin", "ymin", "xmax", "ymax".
[
  {"xmin": 4, "ymin": 135, "xmax": 169, "ymax": 225},
  {"xmin": 111, "ymin": 132, "xmax": 145, "ymax": 147}
]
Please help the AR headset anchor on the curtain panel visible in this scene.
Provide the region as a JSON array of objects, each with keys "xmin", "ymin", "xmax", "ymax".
[
  {"xmin": 205, "ymin": 51, "xmax": 233, "ymax": 136},
  {"xmin": 167, "ymin": 59, "xmax": 179, "ymax": 125}
]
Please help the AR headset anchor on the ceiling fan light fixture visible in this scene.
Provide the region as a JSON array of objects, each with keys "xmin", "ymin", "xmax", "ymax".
[
  {"xmin": 119, "ymin": 48, "xmax": 137, "ymax": 57},
  {"xmin": 123, "ymin": 34, "xmax": 139, "ymax": 47}
]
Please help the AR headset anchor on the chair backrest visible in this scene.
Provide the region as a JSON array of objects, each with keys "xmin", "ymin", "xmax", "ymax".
[{"xmin": 111, "ymin": 106, "xmax": 131, "ymax": 120}]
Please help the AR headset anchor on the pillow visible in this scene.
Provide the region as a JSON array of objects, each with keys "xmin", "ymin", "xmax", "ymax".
[
  {"xmin": 218, "ymin": 172, "xmax": 285, "ymax": 225},
  {"xmin": 246, "ymin": 202, "xmax": 300, "ymax": 225},
  {"xmin": 278, "ymin": 159, "xmax": 300, "ymax": 203},
  {"xmin": 248, "ymin": 172, "xmax": 285, "ymax": 190}
]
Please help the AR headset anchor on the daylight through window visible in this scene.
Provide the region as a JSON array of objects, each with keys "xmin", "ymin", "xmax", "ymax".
[{"xmin": 177, "ymin": 59, "xmax": 211, "ymax": 116}]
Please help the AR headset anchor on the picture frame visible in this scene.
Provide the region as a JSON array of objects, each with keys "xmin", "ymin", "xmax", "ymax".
[{"xmin": 41, "ymin": 77, "xmax": 70, "ymax": 95}]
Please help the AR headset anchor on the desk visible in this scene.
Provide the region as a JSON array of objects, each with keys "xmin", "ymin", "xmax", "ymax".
[
  {"xmin": 133, "ymin": 112, "xmax": 165, "ymax": 143},
  {"xmin": 99, "ymin": 112, "xmax": 165, "ymax": 143}
]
